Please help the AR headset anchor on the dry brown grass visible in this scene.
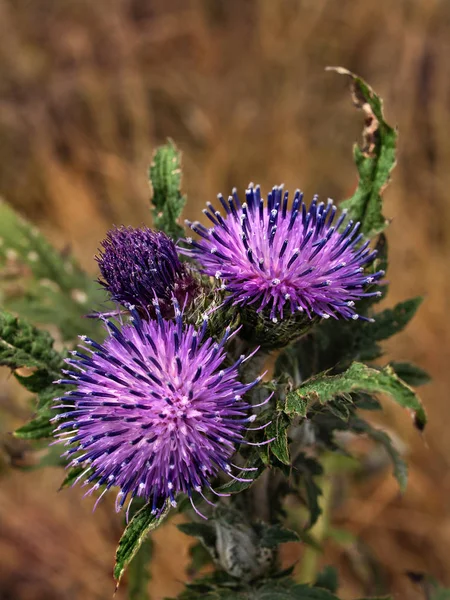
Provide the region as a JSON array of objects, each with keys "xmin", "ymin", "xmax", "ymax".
[{"xmin": 1, "ymin": 0, "xmax": 450, "ymax": 598}]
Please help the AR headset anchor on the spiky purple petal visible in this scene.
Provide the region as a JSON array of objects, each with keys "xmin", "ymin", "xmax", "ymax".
[
  {"xmin": 53, "ymin": 304, "xmax": 262, "ymax": 514},
  {"xmin": 184, "ymin": 185, "xmax": 383, "ymax": 321}
]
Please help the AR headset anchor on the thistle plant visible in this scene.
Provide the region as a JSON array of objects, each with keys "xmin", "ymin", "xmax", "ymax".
[{"xmin": 1, "ymin": 70, "xmax": 432, "ymax": 599}]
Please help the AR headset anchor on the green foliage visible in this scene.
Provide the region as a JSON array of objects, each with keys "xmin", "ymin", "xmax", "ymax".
[
  {"xmin": 0, "ymin": 200, "xmax": 106, "ymax": 341},
  {"xmin": 114, "ymin": 501, "xmax": 171, "ymax": 588},
  {"xmin": 389, "ymin": 361, "xmax": 431, "ymax": 387},
  {"xmin": 314, "ymin": 566, "xmax": 338, "ymax": 593},
  {"xmin": 276, "ymin": 297, "xmax": 423, "ymax": 383},
  {"xmin": 349, "ymin": 417, "xmax": 408, "ymax": 492},
  {"xmin": 0, "ymin": 311, "xmax": 68, "ymax": 440},
  {"xmin": 3, "ymin": 72, "xmax": 427, "ymax": 600},
  {"xmin": 178, "ymin": 521, "xmax": 218, "ymax": 559},
  {"xmin": 14, "ymin": 410, "xmax": 55, "ymax": 440},
  {"xmin": 179, "ymin": 520, "xmax": 299, "ymax": 556},
  {"xmin": 128, "ymin": 538, "xmax": 153, "ymax": 600},
  {"xmin": 149, "ymin": 140, "xmax": 186, "ymax": 240},
  {"xmin": 258, "ymin": 524, "xmax": 300, "ymax": 548},
  {"xmin": 261, "ymin": 412, "xmax": 291, "ymax": 466},
  {"xmin": 293, "ymin": 454, "xmax": 324, "ymax": 528},
  {"xmin": 0, "ymin": 310, "xmax": 64, "ymax": 378},
  {"xmin": 168, "ymin": 577, "xmax": 342, "ymax": 600},
  {"xmin": 328, "ymin": 68, "xmax": 397, "ymax": 238},
  {"xmin": 284, "ymin": 362, "xmax": 426, "ymax": 431}
]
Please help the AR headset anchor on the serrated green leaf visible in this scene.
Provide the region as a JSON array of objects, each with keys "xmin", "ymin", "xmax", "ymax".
[
  {"xmin": 276, "ymin": 297, "xmax": 422, "ymax": 386},
  {"xmin": 293, "ymin": 454, "xmax": 324, "ymax": 528},
  {"xmin": 328, "ymin": 68, "xmax": 397, "ymax": 238},
  {"xmin": 285, "ymin": 362, "xmax": 426, "ymax": 431},
  {"xmin": 178, "ymin": 521, "xmax": 217, "ymax": 550},
  {"xmin": 368, "ymin": 297, "xmax": 422, "ymax": 343},
  {"xmin": 167, "ymin": 578, "xmax": 341, "ymax": 600},
  {"xmin": 149, "ymin": 141, "xmax": 186, "ymax": 240},
  {"xmin": 0, "ymin": 200, "xmax": 107, "ymax": 341},
  {"xmin": 389, "ymin": 361, "xmax": 431, "ymax": 387},
  {"xmin": 259, "ymin": 524, "xmax": 300, "ymax": 548},
  {"xmin": 349, "ymin": 417, "xmax": 408, "ymax": 492},
  {"xmin": 0, "ymin": 310, "xmax": 64, "ymax": 380},
  {"xmin": 14, "ymin": 411, "xmax": 54, "ymax": 439},
  {"xmin": 188, "ymin": 542, "xmax": 215, "ymax": 574},
  {"xmin": 0, "ymin": 311, "xmax": 68, "ymax": 440},
  {"xmin": 35, "ymin": 384, "xmax": 69, "ymax": 411},
  {"xmin": 263, "ymin": 412, "xmax": 291, "ymax": 465},
  {"xmin": 114, "ymin": 501, "xmax": 171, "ymax": 588}
]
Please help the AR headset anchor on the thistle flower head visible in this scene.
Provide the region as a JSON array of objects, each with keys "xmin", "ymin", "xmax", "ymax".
[
  {"xmin": 96, "ymin": 226, "xmax": 197, "ymax": 316},
  {"xmin": 53, "ymin": 302, "xmax": 265, "ymax": 517},
  {"xmin": 185, "ymin": 185, "xmax": 384, "ymax": 322}
]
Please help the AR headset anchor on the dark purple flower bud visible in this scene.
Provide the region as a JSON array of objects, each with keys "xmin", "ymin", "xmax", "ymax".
[
  {"xmin": 184, "ymin": 185, "xmax": 384, "ymax": 322},
  {"xmin": 52, "ymin": 302, "xmax": 270, "ymax": 518},
  {"xmin": 96, "ymin": 226, "xmax": 197, "ymax": 316}
]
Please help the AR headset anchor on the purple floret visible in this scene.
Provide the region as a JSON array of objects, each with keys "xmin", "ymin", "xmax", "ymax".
[
  {"xmin": 53, "ymin": 302, "xmax": 267, "ymax": 518},
  {"xmin": 96, "ymin": 226, "xmax": 197, "ymax": 316},
  {"xmin": 184, "ymin": 185, "xmax": 384, "ymax": 322}
]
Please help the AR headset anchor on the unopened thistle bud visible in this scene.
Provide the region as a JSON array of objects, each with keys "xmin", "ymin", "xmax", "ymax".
[{"xmin": 96, "ymin": 226, "xmax": 197, "ymax": 316}]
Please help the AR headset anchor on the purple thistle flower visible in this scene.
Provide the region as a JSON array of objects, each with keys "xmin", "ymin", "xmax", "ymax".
[
  {"xmin": 52, "ymin": 302, "xmax": 269, "ymax": 518},
  {"xmin": 96, "ymin": 226, "xmax": 197, "ymax": 316},
  {"xmin": 184, "ymin": 185, "xmax": 384, "ymax": 322}
]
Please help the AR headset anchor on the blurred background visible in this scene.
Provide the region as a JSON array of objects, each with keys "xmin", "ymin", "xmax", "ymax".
[{"xmin": 1, "ymin": 0, "xmax": 450, "ymax": 598}]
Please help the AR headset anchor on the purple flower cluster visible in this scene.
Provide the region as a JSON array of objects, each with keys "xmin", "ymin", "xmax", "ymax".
[
  {"xmin": 54, "ymin": 181, "xmax": 382, "ymax": 516},
  {"xmin": 54, "ymin": 303, "xmax": 266, "ymax": 517},
  {"xmin": 185, "ymin": 185, "xmax": 383, "ymax": 322},
  {"xmin": 96, "ymin": 226, "xmax": 196, "ymax": 316}
]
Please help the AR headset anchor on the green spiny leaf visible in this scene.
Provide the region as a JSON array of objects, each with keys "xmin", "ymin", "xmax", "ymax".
[
  {"xmin": 328, "ymin": 67, "xmax": 397, "ymax": 238},
  {"xmin": 168, "ymin": 579, "xmax": 342, "ymax": 600},
  {"xmin": 36, "ymin": 384, "xmax": 70, "ymax": 411},
  {"xmin": 0, "ymin": 200, "xmax": 107, "ymax": 341},
  {"xmin": 258, "ymin": 524, "xmax": 300, "ymax": 548},
  {"xmin": 367, "ymin": 297, "xmax": 422, "ymax": 343},
  {"xmin": 276, "ymin": 297, "xmax": 422, "ymax": 385},
  {"xmin": 188, "ymin": 542, "xmax": 214, "ymax": 574},
  {"xmin": 285, "ymin": 362, "xmax": 426, "ymax": 431},
  {"xmin": 114, "ymin": 500, "xmax": 171, "ymax": 589},
  {"xmin": 349, "ymin": 417, "xmax": 408, "ymax": 492},
  {"xmin": 389, "ymin": 361, "xmax": 431, "ymax": 387},
  {"xmin": 127, "ymin": 537, "xmax": 153, "ymax": 600},
  {"xmin": 292, "ymin": 454, "xmax": 324, "ymax": 528},
  {"xmin": 0, "ymin": 311, "xmax": 64, "ymax": 383},
  {"xmin": 14, "ymin": 411, "xmax": 54, "ymax": 439},
  {"xmin": 178, "ymin": 521, "xmax": 217, "ymax": 549},
  {"xmin": 149, "ymin": 140, "xmax": 186, "ymax": 240},
  {"xmin": 263, "ymin": 412, "xmax": 291, "ymax": 465}
]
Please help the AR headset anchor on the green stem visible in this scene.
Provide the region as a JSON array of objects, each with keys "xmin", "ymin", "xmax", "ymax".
[{"xmin": 297, "ymin": 453, "xmax": 335, "ymax": 584}]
